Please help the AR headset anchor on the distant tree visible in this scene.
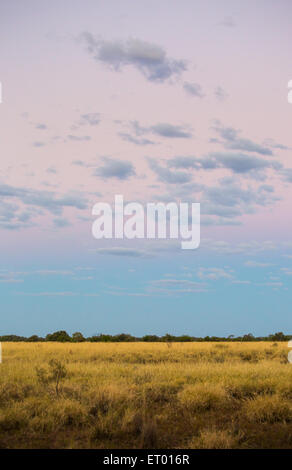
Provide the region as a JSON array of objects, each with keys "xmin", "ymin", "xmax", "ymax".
[
  {"xmin": 28, "ymin": 335, "xmax": 43, "ymax": 342},
  {"xmin": 162, "ymin": 334, "xmax": 175, "ymax": 342},
  {"xmin": 242, "ymin": 333, "xmax": 255, "ymax": 342},
  {"xmin": 114, "ymin": 333, "xmax": 135, "ymax": 342},
  {"xmin": 45, "ymin": 331, "xmax": 71, "ymax": 342},
  {"xmin": 72, "ymin": 332, "xmax": 85, "ymax": 342},
  {"xmin": 0, "ymin": 335, "xmax": 26, "ymax": 342},
  {"xmin": 142, "ymin": 335, "xmax": 160, "ymax": 342},
  {"xmin": 270, "ymin": 332, "xmax": 286, "ymax": 342}
]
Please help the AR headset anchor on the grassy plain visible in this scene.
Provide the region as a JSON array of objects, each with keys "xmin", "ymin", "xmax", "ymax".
[{"xmin": 1, "ymin": 342, "xmax": 292, "ymax": 449}]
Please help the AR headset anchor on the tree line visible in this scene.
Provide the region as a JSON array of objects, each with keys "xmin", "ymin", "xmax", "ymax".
[{"xmin": 0, "ymin": 331, "xmax": 291, "ymax": 342}]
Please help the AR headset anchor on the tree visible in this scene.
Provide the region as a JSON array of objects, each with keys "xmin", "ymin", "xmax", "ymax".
[
  {"xmin": 28, "ymin": 335, "xmax": 43, "ymax": 342},
  {"xmin": 45, "ymin": 330, "xmax": 71, "ymax": 342},
  {"xmin": 36, "ymin": 359, "xmax": 67, "ymax": 396},
  {"xmin": 271, "ymin": 332, "xmax": 286, "ymax": 342},
  {"xmin": 72, "ymin": 332, "xmax": 85, "ymax": 342}
]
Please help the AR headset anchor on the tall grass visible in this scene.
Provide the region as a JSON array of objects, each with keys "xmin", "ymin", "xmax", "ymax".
[{"xmin": 0, "ymin": 342, "xmax": 291, "ymax": 448}]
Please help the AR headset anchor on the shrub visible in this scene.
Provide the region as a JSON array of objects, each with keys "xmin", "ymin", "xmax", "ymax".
[{"xmin": 36, "ymin": 359, "xmax": 67, "ymax": 396}]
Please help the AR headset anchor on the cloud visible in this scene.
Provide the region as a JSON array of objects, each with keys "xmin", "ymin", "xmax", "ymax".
[
  {"xmin": 95, "ymin": 247, "xmax": 148, "ymax": 257},
  {"xmin": 204, "ymin": 182, "xmax": 277, "ymax": 210},
  {"xmin": 79, "ymin": 113, "xmax": 100, "ymax": 126},
  {"xmin": 67, "ymin": 135, "xmax": 91, "ymax": 141},
  {"xmin": 201, "ymin": 239, "xmax": 277, "ymax": 255},
  {"xmin": 82, "ymin": 34, "xmax": 187, "ymax": 82},
  {"xmin": 72, "ymin": 160, "xmax": 89, "ymax": 167},
  {"xmin": 183, "ymin": 82, "xmax": 204, "ymax": 98},
  {"xmin": 168, "ymin": 156, "xmax": 198, "ymax": 169},
  {"xmin": 95, "ymin": 157, "xmax": 136, "ymax": 180},
  {"xmin": 197, "ymin": 267, "xmax": 233, "ymax": 280},
  {"xmin": 53, "ymin": 217, "xmax": 71, "ymax": 228},
  {"xmin": 219, "ymin": 16, "xmax": 236, "ymax": 27},
  {"xmin": 263, "ymin": 138, "xmax": 290, "ymax": 151},
  {"xmin": 213, "ymin": 124, "xmax": 273, "ymax": 156},
  {"xmin": 148, "ymin": 279, "xmax": 207, "ymax": 293},
  {"xmin": 280, "ymin": 268, "xmax": 292, "ymax": 276},
  {"xmin": 148, "ymin": 158, "xmax": 192, "ymax": 184},
  {"xmin": 33, "ymin": 141, "xmax": 45, "ymax": 147},
  {"xmin": 46, "ymin": 167, "xmax": 57, "ymax": 174},
  {"xmin": 211, "ymin": 152, "xmax": 280, "ymax": 175},
  {"xmin": 159, "ymin": 156, "xmax": 279, "ymax": 223},
  {"xmin": 150, "ymin": 123, "xmax": 192, "ymax": 138},
  {"xmin": 18, "ymin": 291, "xmax": 78, "ymax": 297},
  {"xmin": 245, "ymin": 261, "xmax": 273, "ymax": 267},
  {"xmin": 35, "ymin": 123, "xmax": 47, "ymax": 130},
  {"xmin": 167, "ymin": 152, "xmax": 281, "ymax": 178},
  {"xmin": 119, "ymin": 133, "xmax": 155, "ymax": 146},
  {"xmin": 0, "ymin": 275, "xmax": 23, "ymax": 283},
  {"xmin": 35, "ymin": 270, "xmax": 74, "ymax": 276},
  {"xmin": 0, "ymin": 183, "xmax": 87, "ymax": 218},
  {"xmin": 280, "ymin": 168, "xmax": 292, "ymax": 183},
  {"xmin": 119, "ymin": 120, "xmax": 192, "ymax": 145},
  {"xmin": 214, "ymin": 86, "xmax": 229, "ymax": 101},
  {"xmin": 232, "ymin": 280, "xmax": 251, "ymax": 285}
]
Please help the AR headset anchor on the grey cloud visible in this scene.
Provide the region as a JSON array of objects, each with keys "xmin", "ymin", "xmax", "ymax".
[
  {"xmin": 150, "ymin": 123, "xmax": 192, "ymax": 138},
  {"xmin": 212, "ymin": 152, "xmax": 281, "ymax": 174},
  {"xmin": 263, "ymin": 139, "xmax": 290, "ymax": 151},
  {"xmin": 148, "ymin": 158, "xmax": 192, "ymax": 184},
  {"xmin": 280, "ymin": 169, "xmax": 292, "ymax": 182},
  {"xmin": 196, "ymin": 179, "xmax": 279, "ymax": 224},
  {"xmin": 168, "ymin": 156, "xmax": 198, "ymax": 169},
  {"xmin": 0, "ymin": 183, "xmax": 87, "ymax": 217},
  {"xmin": 82, "ymin": 34, "xmax": 187, "ymax": 82},
  {"xmin": 33, "ymin": 141, "xmax": 45, "ymax": 147},
  {"xmin": 201, "ymin": 216, "xmax": 242, "ymax": 226},
  {"xmin": 168, "ymin": 152, "xmax": 281, "ymax": 177},
  {"xmin": 259, "ymin": 184, "xmax": 274, "ymax": 193},
  {"xmin": 46, "ymin": 167, "xmax": 57, "ymax": 174},
  {"xmin": 183, "ymin": 82, "xmax": 204, "ymax": 98},
  {"xmin": 119, "ymin": 120, "xmax": 192, "ymax": 146},
  {"xmin": 0, "ymin": 200, "xmax": 35, "ymax": 230},
  {"xmin": 214, "ymin": 86, "xmax": 229, "ymax": 101},
  {"xmin": 202, "ymin": 204, "xmax": 242, "ymax": 218},
  {"xmin": 67, "ymin": 135, "xmax": 91, "ymax": 141},
  {"xmin": 95, "ymin": 157, "xmax": 136, "ymax": 180},
  {"xmin": 119, "ymin": 133, "xmax": 155, "ymax": 146},
  {"xmin": 53, "ymin": 217, "xmax": 71, "ymax": 228},
  {"xmin": 204, "ymin": 183, "xmax": 277, "ymax": 209},
  {"xmin": 72, "ymin": 160, "xmax": 88, "ymax": 167},
  {"xmin": 213, "ymin": 125, "xmax": 273, "ymax": 156},
  {"xmin": 79, "ymin": 113, "xmax": 100, "ymax": 126}
]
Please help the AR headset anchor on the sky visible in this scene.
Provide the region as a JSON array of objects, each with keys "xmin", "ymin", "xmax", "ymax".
[{"xmin": 0, "ymin": 0, "xmax": 292, "ymax": 337}]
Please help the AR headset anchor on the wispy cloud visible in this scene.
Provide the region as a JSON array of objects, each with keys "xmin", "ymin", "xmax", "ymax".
[
  {"xmin": 95, "ymin": 157, "xmax": 136, "ymax": 180},
  {"xmin": 81, "ymin": 35, "xmax": 187, "ymax": 83}
]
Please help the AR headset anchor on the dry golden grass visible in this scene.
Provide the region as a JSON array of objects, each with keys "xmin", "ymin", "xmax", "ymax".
[{"xmin": 0, "ymin": 342, "xmax": 292, "ymax": 449}]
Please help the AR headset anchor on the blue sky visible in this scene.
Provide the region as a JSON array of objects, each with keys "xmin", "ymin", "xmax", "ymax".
[{"xmin": 0, "ymin": 0, "xmax": 292, "ymax": 336}]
